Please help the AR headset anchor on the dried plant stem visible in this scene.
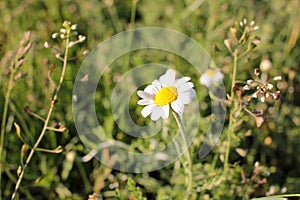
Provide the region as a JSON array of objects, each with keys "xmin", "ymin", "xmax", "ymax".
[
  {"xmin": 172, "ymin": 111, "xmax": 193, "ymax": 200},
  {"xmin": 224, "ymin": 49, "xmax": 238, "ymax": 178},
  {"xmin": 11, "ymin": 36, "xmax": 70, "ymax": 200}
]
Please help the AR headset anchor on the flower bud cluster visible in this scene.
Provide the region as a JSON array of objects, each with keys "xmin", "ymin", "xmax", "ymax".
[
  {"xmin": 224, "ymin": 18, "xmax": 261, "ymax": 55},
  {"xmin": 44, "ymin": 21, "xmax": 86, "ymax": 50},
  {"xmin": 243, "ymin": 68, "xmax": 281, "ymax": 103}
]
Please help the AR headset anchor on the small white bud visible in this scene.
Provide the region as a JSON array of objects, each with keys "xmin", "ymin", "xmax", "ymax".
[
  {"xmin": 44, "ymin": 41, "xmax": 50, "ymax": 48},
  {"xmin": 243, "ymin": 85, "xmax": 251, "ymax": 90},
  {"xmin": 273, "ymin": 76, "xmax": 282, "ymax": 81},
  {"xmin": 83, "ymin": 50, "xmax": 89, "ymax": 55},
  {"xmin": 62, "ymin": 21, "xmax": 71, "ymax": 28},
  {"xmin": 267, "ymin": 83, "xmax": 274, "ymax": 90},
  {"xmin": 78, "ymin": 35, "xmax": 86, "ymax": 42},
  {"xmin": 71, "ymin": 24, "xmax": 77, "ymax": 30},
  {"xmin": 52, "ymin": 33, "xmax": 58, "ymax": 39},
  {"xmin": 247, "ymin": 79, "xmax": 254, "ymax": 84},
  {"xmin": 243, "ymin": 18, "xmax": 247, "ymax": 25},
  {"xmin": 250, "ymin": 20, "xmax": 255, "ymax": 26},
  {"xmin": 260, "ymin": 58, "xmax": 272, "ymax": 72},
  {"xmin": 253, "ymin": 26, "xmax": 259, "ymax": 31},
  {"xmin": 252, "ymin": 92, "xmax": 258, "ymax": 98},
  {"xmin": 281, "ymin": 187, "xmax": 287, "ymax": 193},
  {"xmin": 224, "ymin": 39, "xmax": 232, "ymax": 51},
  {"xmin": 60, "ymin": 28, "xmax": 67, "ymax": 34}
]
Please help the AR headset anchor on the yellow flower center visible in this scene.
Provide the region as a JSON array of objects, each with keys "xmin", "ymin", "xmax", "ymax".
[
  {"xmin": 206, "ymin": 69, "xmax": 216, "ymax": 77},
  {"xmin": 154, "ymin": 86, "xmax": 178, "ymax": 106}
]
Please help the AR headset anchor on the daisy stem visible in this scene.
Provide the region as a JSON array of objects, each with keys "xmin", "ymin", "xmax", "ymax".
[
  {"xmin": 172, "ymin": 111, "xmax": 193, "ymax": 199},
  {"xmin": 224, "ymin": 49, "xmax": 238, "ymax": 178}
]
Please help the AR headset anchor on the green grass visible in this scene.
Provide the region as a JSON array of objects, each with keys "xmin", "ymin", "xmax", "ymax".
[{"xmin": 0, "ymin": 0, "xmax": 299, "ymax": 199}]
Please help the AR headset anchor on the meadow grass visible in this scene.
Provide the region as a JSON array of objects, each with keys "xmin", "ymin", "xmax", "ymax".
[{"xmin": 0, "ymin": 0, "xmax": 299, "ymax": 199}]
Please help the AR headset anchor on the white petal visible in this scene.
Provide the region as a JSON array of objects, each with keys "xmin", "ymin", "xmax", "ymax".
[
  {"xmin": 151, "ymin": 106, "xmax": 163, "ymax": 121},
  {"xmin": 137, "ymin": 99, "xmax": 154, "ymax": 105},
  {"xmin": 212, "ymin": 74, "xmax": 224, "ymax": 82},
  {"xmin": 137, "ymin": 91, "xmax": 154, "ymax": 99},
  {"xmin": 177, "ymin": 82, "xmax": 194, "ymax": 93},
  {"xmin": 159, "ymin": 69, "xmax": 176, "ymax": 86},
  {"xmin": 199, "ymin": 75, "xmax": 211, "ymax": 87},
  {"xmin": 144, "ymin": 85, "xmax": 160, "ymax": 95},
  {"xmin": 152, "ymin": 79, "xmax": 161, "ymax": 87},
  {"xmin": 161, "ymin": 105, "xmax": 170, "ymax": 119},
  {"xmin": 141, "ymin": 104, "xmax": 156, "ymax": 117},
  {"xmin": 171, "ymin": 100, "xmax": 185, "ymax": 114},
  {"xmin": 174, "ymin": 77, "xmax": 191, "ymax": 88},
  {"xmin": 178, "ymin": 89, "xmax": 196, "ymax": 104}
]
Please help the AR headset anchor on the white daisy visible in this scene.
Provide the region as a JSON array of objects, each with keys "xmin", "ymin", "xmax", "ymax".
[
  {"xmin": 199, "ymin": 68, "xmax": 224, "ymax": 88},
  {"xmin": 137, "ymin": 69, "xmax": 196, "ymax": 121}
]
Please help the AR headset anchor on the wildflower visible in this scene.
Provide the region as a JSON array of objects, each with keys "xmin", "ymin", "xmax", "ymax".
[
  {"xmin": 247, "ymin": 79, "xmax": 254, "ymax": 85},
  {"xmin": 239, "ymin": 18, "xmax": 259, "ymax": 31},
  {"xmin": 52, "ymin": 33, "xmax": 58, "ymax": 39},
  {"xmin": 273, "ymin": 76, "xmax": 282, "ymax": 81},
  {"xmin": 71, "ymin": 24, "xmax": 78, "ymax": 30},
  {"xmin": 199, "ymin": 68, "xmax": 224, "ymax": 88},
  {"xmin": 43, "ymin": 41, "xmax": 50, "ymax": 48},
  {"xmin": 78, "ymin": 35, "xmax": 86, "ymax": 42},
  {"xmin": 137, "ymin": 69, "xmax": 196, "ymax": 121},
  {"xmin": 62, "ymin": 20, "xmax": 71, "ymax": 28},
  {"xmin": 244, "ymin": 68, "xmax": 281, "ymax": 102},
  {"xmin": 243, "ymin": 85, "xmax": 251, "ymax": 90},
  {"xmin": 60, "ymin": 28, "xmax": 67, "ymax": 34}
]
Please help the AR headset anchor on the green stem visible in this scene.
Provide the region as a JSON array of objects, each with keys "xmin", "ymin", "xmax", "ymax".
[
  {"xmin": 10, "ymin": 32, "xmax": 70, "ymax": 200},
  {"xmin": 223, "ymin": 114, "xmax": 234, "ymax": 178},
  {"xmin": 123, "ymin": 0, "xmax": 138, "ymax": 70},
  {"xmin": 0, "ymin": 67, "xmax": 15, "ymax": 198},
  {"xmin": 130, "ymin": 0, "xmax": 138, "ymax": 29},
  {"xmin": 223, "ymin": 49, "xmax": 238, "ymax": 178},
  {"xmin": 230, "ymin": 49, "xmax": 238, "ymax": 100},
  {"xmin": 172, "ymin": 111, "xmax": 193, "ymax": 199}
]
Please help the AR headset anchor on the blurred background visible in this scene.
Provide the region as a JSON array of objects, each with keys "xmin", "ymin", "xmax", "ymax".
[{"xmin": 0, "ymin": 0, "xmax": 299, "ymax": 199}]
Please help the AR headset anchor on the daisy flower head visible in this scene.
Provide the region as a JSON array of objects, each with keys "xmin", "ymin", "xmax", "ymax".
[
  {"xmin": 199, "ymin": 68, "xmax": 224, "ymax": 88},
  {"xmin": 137, "ymin": 69, "xmax": 196, "ymax": 121}
]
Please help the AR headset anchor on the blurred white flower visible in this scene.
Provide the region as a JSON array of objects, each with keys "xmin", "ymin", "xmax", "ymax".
[
  {"xmin": 199, "ymin": 69, "xmax": 224, "ymax": 88},
  {"xmin": 71, "ymin": 24, "xmax": 78, "ymax": 30},
  {"xmin": 51, "ymin": 33, "xmax": 58, "ymax": 39},
  {"xmin": 78, "ymin": 35, "xmax": 86, "ymax": 42},
  {"xmin": 137, "ymin": 69, "xmax": 196, "ymax": 121},
  {"xmin": 260, "ymin": 58, "xmax": 272, "ymax": 72},
  {"xmin": 273, "ymin": 76, "xmax": 282, "ymax": 81},
  {"xmin": 43, "ymin": 41, "xmax": 50, "ymax": 48}
]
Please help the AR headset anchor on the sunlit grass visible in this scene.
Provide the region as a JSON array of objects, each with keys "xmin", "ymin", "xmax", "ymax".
[{"xmin": 0, "ymin": 0, "xmax": 299, "ymax": 199}]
